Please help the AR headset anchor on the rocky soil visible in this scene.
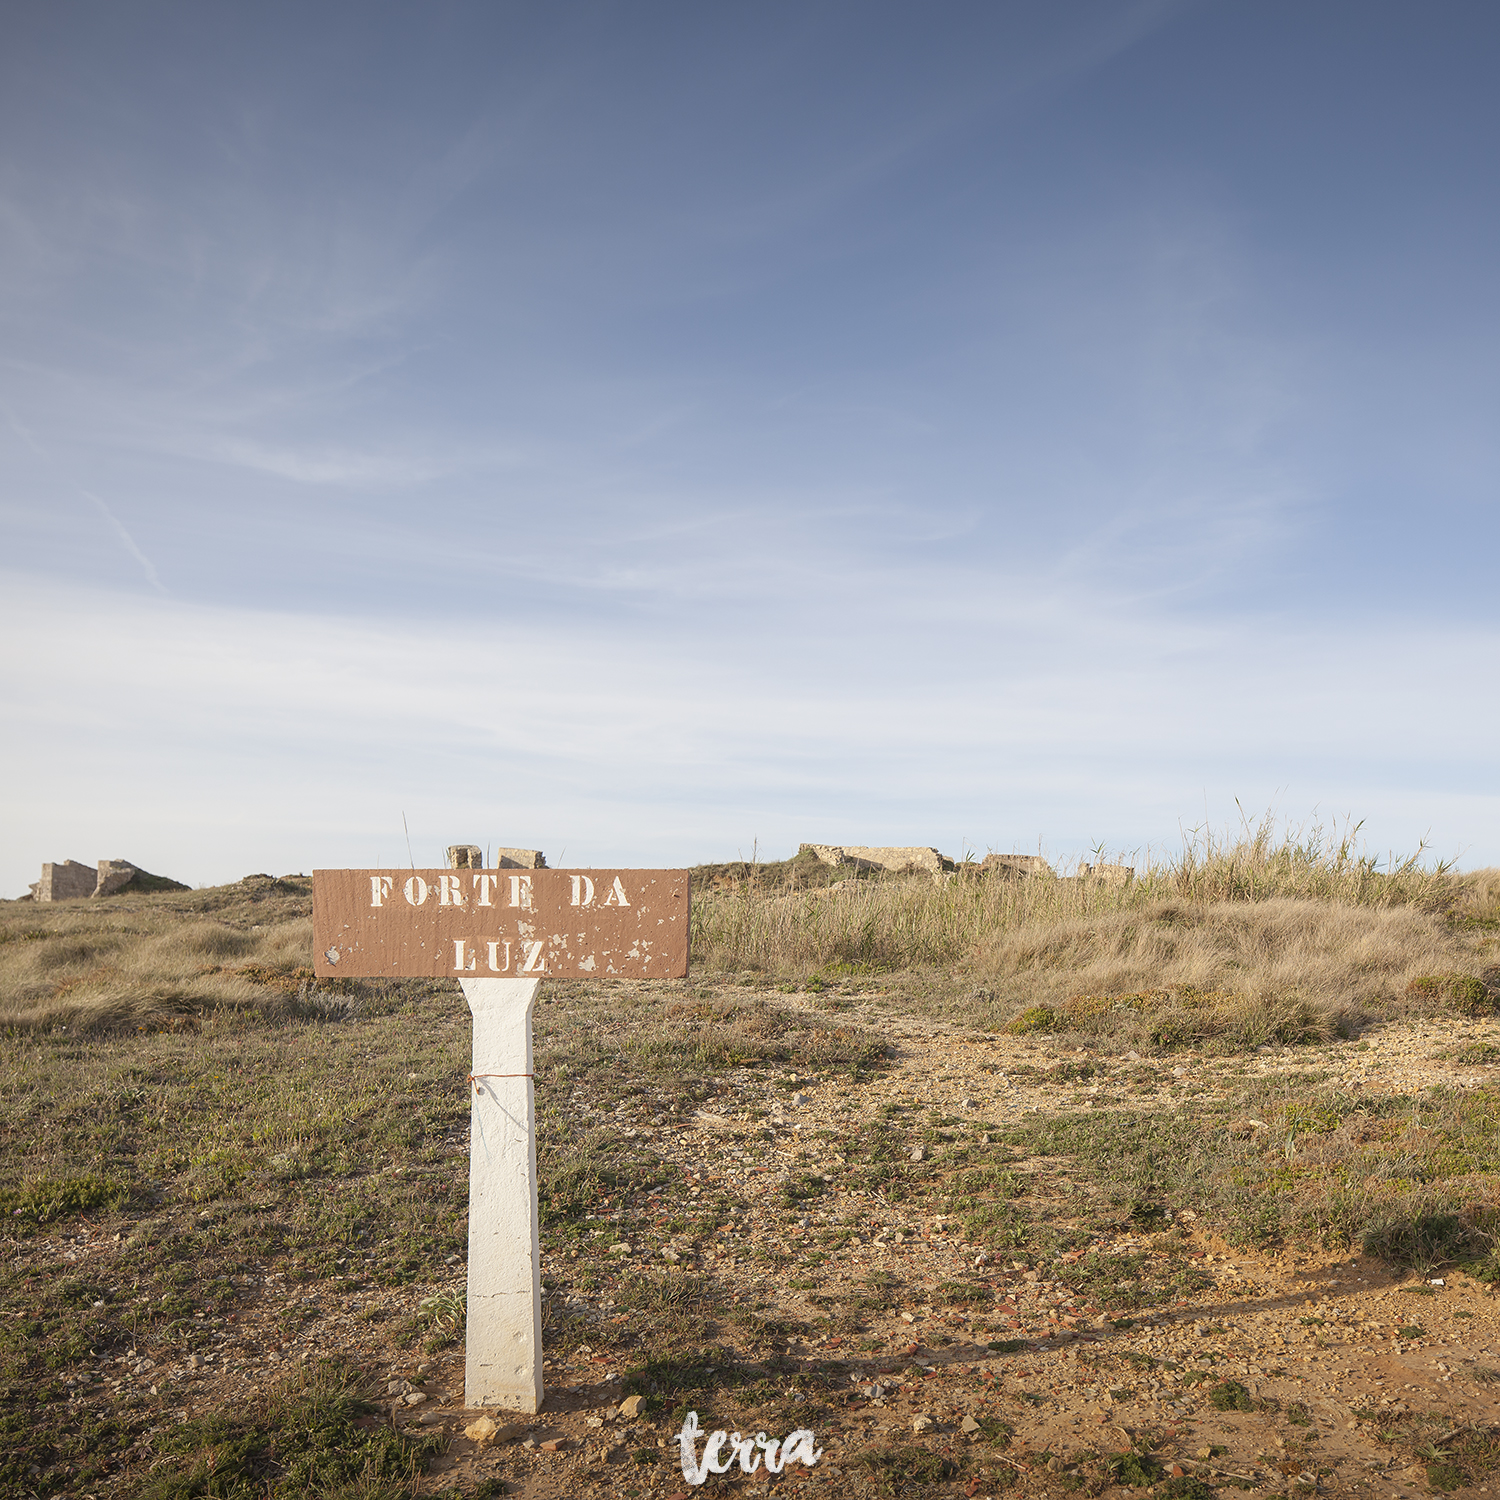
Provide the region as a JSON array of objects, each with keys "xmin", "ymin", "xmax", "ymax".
[{"xmin": 22, "ymin": 1004, "xmax": 1500, "ymax": 1500}]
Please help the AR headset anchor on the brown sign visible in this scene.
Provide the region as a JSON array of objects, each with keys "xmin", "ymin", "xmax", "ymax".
[{"xmin": 312, "ymin": 869, "xmax": 689, "ymax": 980}]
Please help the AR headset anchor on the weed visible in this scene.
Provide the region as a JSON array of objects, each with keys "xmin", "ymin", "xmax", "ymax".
[
  {"xmin": 135, "ymin": 1358, "xmax": 441, "ymax": 1498},
  {"xmin": 1158, "ymin": 1476, "xmax": 1217, "ymax": 1500},
  {"xmin": 0, "ymin": 1172, "xmax": 130, "ymax": 1224},
  {"xmin": 1363, "ymin": 1211, "xmax": 1483, "ymax": 1270},
  {"xmin": 937, "ymin": 1279, "xmax": 992, "ymax": 1307},
  {"xmin": 417, "ymin": 1288, "xmax": 466, "ymax": 1333},
  {"xmin": 1104, "ymin": 1449, "xmax": 1165, "ymax": 1486},
  {"xmin": 1428, "ymin": 1461, "xmax": 1465, "ymax": 1491},
  {"xmin": 855, "ymin": 1443, "xmax": 961, "ymax": 1493},
  {"xmin": 1407, "ymin": 974, "xmax": 1497, "ymax": 1017},
  {"xmin": 1368, "ymin": 1413, "xmax": 1500, "ymax": 1492},
  {"xmin": 1007, "ymin": 1006, "xmax": 1058, "ymax": 1035},
  {"xmin": 1209, "ymin": 1381, "xmax": 1255, "ymax": 1411},
  {"xmin": 619, "ymin": 1347, "xmax": 755, "ymax": 1416}
]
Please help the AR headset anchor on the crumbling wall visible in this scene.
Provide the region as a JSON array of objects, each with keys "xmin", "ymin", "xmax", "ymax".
[
  {"xmin": 25, "ymin": 858, "xmax": 187, "ymax": 900},
  {"xmin": 94, "ymin": 859, "xmax": 142, "ymax": 897},
  {"xmin": 36, "ymin": 860, "xmax": 97, "ymax": 900},
  {"xmin": 979, "ymin": 854, "xmax": 1054, "ymax": 879},
  {"xmin": 444, "ymin": 846, "xmax": 548, "ymax": 870},
  {"xmin": 495, "ymin": 848, "xmax": 547, "ymax": 869},
  {"xmin": 800, "ymin": 844, "xmax": 956, "ymax": 877}
]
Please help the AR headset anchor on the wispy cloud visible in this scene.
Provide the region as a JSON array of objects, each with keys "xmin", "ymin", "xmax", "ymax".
[
  {"xmin": 0, "ymin": 397, "xmax": 47, "ymax": 457},
  {"xmin": 78, "ymin": 491, "xmax": 166, "ymax": 592},
  {"xmin": 211, "ymin": 440, "xmax": 456, "ymax": 488},
  {"xmin": 0, "ymin": 571, "xmax": 1493, "ymax": 893}
]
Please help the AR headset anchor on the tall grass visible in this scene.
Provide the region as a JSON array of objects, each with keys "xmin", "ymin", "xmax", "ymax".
[
  {"xmin": 691, "ymin": 815, "xmax": 1496, "ymax": 1036},
  {"xmin": 0, "ymin": 879, "xmax": 330, "ymax": 1031},
  {"xmin": 1156, "ymin": 810, "xmax": 1455, "ymax": 905},
  {"xmin": 3, "ymin": 816, "xmax": 1492, "ymax": 1040},
  {"xmin": 694, "ymin": 815, "xmax": 1471, "ymax": 971}
]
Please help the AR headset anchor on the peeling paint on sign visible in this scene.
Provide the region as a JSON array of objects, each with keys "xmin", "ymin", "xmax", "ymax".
[{"xmin": 312, "ymin": 869, "xmax": 689, "ymax": 979}]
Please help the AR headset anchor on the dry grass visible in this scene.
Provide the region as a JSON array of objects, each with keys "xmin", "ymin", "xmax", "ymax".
[
  {"xmin": 0, "ymin": 876, "xmax": 328, "ymax": 1031},
  {"xmin": 4, "ymin": 816, "xmax": 1497, "ymax": 1047},
  {"xmin": 692, "ymin": 818, "xmax": 1500, "ymax": 1045}
]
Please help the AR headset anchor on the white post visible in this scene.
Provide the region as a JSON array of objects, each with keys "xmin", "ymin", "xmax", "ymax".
[{"xmin": 460, "ymin": 976, "xmax": 543, "ymax": 1412}]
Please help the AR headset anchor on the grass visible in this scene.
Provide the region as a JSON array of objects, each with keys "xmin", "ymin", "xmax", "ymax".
[
  {"xmin": 985, "ymin": 1075, "xmax": 1500, "ymax": 1268},
  {"xmin": 690, "ymin": 816, "xmax": 1498, "ymax": 1047},
  {"xmin": 6, "ymin": 816, "xmax": 1496, "ymax": 1045},
  {"xmin": 2, "ymin": 819, "xmax": 1499, "ymax": 1492},
  {"xmin": 0, "ymin": 934, "xmax": 896, "ymax": 1492},
  {"xmin": 130, "ymin": 1358, "xmax": 443, "ymax": 1499},
  {"xmin": 0, "ymin": 875, "xmax": 348, "ymax": 1031}
]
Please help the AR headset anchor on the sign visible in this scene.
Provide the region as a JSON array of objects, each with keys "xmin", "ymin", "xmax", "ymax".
[
  {"xmin": 311, "ymin": 868, "xmax": 689, "ymax": 979},
  {"xmin": 311, "ymin": 861, "xmax": 691, "ymax": 1416}
]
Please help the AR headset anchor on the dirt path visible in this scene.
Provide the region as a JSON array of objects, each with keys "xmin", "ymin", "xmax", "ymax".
[{"xmin": 406, "ymin": 1005, "xmax": 1500, "ymax": 1498}]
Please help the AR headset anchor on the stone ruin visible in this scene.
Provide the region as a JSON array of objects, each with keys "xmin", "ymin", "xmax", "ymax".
[
  {"xmin": 801, "ymin": 844, "xmax": 957, "ymax": 877},
  {"xmin": 799, "ymin": 845, "xmax": 1133, "ymax": 885},
  {"xmin": 25, "ymin": 858, "xmax": 186, "ymax": 902},
  {"xmin": 978, "ymin": 853, "xmax": 1053, "ymax": 878},
  {"xmin": 31, "ymin": 860, "xmax": 97, "ymax": 901},
  {"xmin": 445, "ymin": 846, "xmax": 547, "ymax": 871}
]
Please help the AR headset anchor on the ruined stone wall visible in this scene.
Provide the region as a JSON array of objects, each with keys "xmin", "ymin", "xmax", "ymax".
[
  {"xmin": 36, "ymin": 860, "xmax": 98, "ymax": 900},
  {"xmin": 800, "ymin": 844, "xmax": 956, "ymax": 877}
]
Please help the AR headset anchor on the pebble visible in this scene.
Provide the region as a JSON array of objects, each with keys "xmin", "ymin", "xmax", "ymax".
[{"xmin": 912, "ymin": 1415, "xmax": 935, "ymax": 1434}]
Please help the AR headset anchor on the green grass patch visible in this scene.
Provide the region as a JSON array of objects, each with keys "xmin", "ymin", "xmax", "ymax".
[
  {"xmin": 0, "ymin": 1173, "xmax": 130, "ymax": 1224},
  {"xmin": 1209, "ymin": 1380, "xmax": 1255, "ymax": 1411},
  {"xmin": 135, "ymin": 1358, "xmax": 441, "ymax": 1498}
]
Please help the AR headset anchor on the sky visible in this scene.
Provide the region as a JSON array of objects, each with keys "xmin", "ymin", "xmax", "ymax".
[{"xmin": 2, "ymin": 0, "xmax": 1498, "ymax": 892}]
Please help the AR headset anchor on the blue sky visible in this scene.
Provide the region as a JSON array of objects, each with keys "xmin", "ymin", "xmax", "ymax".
[{"xmin": 3, "ymin": 1, "xmax": 1497, "ymax": 891}]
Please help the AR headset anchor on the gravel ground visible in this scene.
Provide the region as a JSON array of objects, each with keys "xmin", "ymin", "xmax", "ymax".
[
  {"xmin": 426, "ymin": 1006, "xmax": 1500, "ymax": 1497},
  {"xmin": 28, "ymin": 1002, "xmax": 1500, "ymax": 1499}
]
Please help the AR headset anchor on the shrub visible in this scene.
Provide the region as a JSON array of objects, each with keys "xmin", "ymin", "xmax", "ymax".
[
  {"xmin": 1005, "ymin": 1005, "xmax": 1057, "ymax": 1035},
  {"xmin": 1362, "ymin": 1210, "xmax": 1482, "ymax": 1270},
  {"xmin": 1405, "ymin": 973, "xmax": 1497, "ymax": 1017},
  {"xmin": 1209, "ymin": 1380, "xmax": 1254, "ymax": 1411}
]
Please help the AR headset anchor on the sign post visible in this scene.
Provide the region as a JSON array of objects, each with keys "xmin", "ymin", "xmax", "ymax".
[
  {"xmin": 462, "ymin": 975, "xmax": 543, "ymax": 1410},
  {"xmin": 313, "ymin": 864, "xmax": 689, "ymax": 1412}
]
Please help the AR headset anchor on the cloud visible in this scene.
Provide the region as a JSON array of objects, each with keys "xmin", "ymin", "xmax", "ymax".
[
  {"xmin": 77, "ymin": 490, "xmax": 166, "ymax": 592},
  {"xmin": 210, "ymin": 440, "xmax": 456, "ymax": 488},
  {"xmin": 0, "ymin": 570, "xmax": 1494, "ymax": 895}
]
